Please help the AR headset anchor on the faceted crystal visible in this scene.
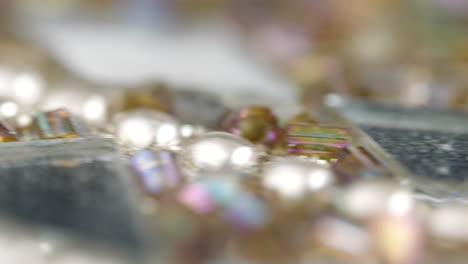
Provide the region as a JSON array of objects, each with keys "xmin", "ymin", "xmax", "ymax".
[
  {"xmin": 33, "ymin": 108, "xmax": 88, "ymax": 139},
  {"xmin": 0, "ymin": 120, "xmax": 18, "ymax": 142},
  {"xmin": 286, "ymin": 123, "xmax": 351, "ymax": 160},
  {"xmin": 130, "ymin": 149, "xmax": 183, "ymax": 194},
  {"xmin": 227, "ymin": 106, "xmax": 280, "ymax": 146},
  {"xmin": 183, "ymin": 132, "xmax": 258, "ymax": 173},
  {"xmin": 333, "ymin": 146, "xmax": 389, "ymax": 184}
]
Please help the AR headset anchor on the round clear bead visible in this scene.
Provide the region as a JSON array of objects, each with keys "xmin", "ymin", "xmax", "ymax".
[
  {"xmin": 114, "ymin": 109, "xmax": 180, "ymax": 150},
  {"xmin": 183, "ymin": 131, "xmax": 258, "ymax": 173}
]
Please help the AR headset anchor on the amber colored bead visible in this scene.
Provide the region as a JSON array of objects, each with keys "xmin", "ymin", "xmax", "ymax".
[{"xmin": 228, "ymin": 106, "xmax": 280, "ymax": 146}]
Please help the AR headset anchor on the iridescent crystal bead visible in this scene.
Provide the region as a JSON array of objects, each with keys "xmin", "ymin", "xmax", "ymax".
[
  {"xmin": 0, "ymin": 120, "xmax": 18, "ymax": 142},
  {"xmin": 333, "ymin": 146, "xmax": 388, "ymax": 184},
  {"xmin": 183, "ymin": 132, "xmax": 258, "ymax": 173},
  {"xmin": 227, "ymin": 106, "xmax": 280, "ymax": 146},
  {"xmin": 114, "ymin": 109, "xmax": 180, "ymax": 149},
  {"xmin": 121, "ymin": 82, "xmax": 172, "ymax": 113},
  {"xmin": 130, "ymin": 149, "xmax": 183, "ymax": 195},
  {"xmin": 33, "ymin": 108, "xmax": 88, "ymax": 139},
  {"xmin": 286, "ymin": 123, "xmax": 351, "ymax": 160}
]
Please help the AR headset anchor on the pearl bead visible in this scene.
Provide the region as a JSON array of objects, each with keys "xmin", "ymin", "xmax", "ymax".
[
  {"xmin": 114, "ymin": 109, "xmax": 180, "ymax": 149},
  {"xmin": 183, "ymin": 132, "xmax": 258, "ymax": 172},
  {"xmin": 262, "ymin": 157, "xmax": 334, "ymax": 200}
]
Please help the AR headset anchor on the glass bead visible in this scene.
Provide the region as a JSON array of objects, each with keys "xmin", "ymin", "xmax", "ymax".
[
  {"xmin": 114, "ymin": 109, "xmax": 180, "ymax": 149},
  {"xmin": 0, "ymin": 120, "xmax": 18, "ymax": 143},
  {"xmin": 33, "ymin": 108, "xmax": 88, "ymax": 139},
  {"xmin": 183, "ymin": 132, "xmax": 258, "ymax": 173}
]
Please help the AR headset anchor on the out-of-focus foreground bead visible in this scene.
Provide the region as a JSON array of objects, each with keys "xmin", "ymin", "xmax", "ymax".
[{"xmin": 370, "ymin": 190, "xmax": 424, "ymax": 264}]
